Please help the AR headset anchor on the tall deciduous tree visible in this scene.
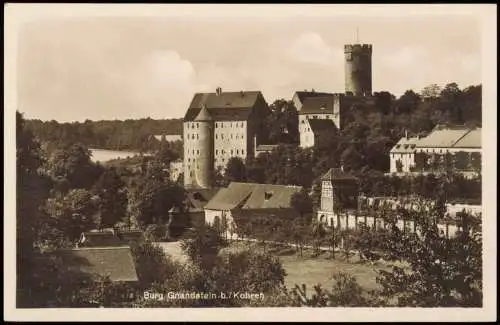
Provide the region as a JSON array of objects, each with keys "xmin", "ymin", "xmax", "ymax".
[{"xmin": 224, "ymin": 157, "xmax": 247, "ymax": 183}]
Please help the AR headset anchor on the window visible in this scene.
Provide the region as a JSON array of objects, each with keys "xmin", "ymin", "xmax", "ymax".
[
  {"xmin": 242, "ymin": 149, "xmax": 245, "ymax": 155},
  {"xmin": 313, "ymin": 115, "xmax": 318, "ymax": 119},
  {"xmin": 216, "ymin": 134, "xmax": 218, "ymax": 139},
  {"xmin": 301, "ymin": 120, "xmax": 305, "ymax": 124},
  {"xmin": 196, "ymin": 134, "xmax": 199, "ymax": 140},
  {"xmin": 221, "ymin": 134, "xmax": 224, "ymax": 140},
  {"xmin": 326, "ymin": 115, "xmax": 330, "ymax": 119},
  {"xmin": 222, "ymin": 150, "xmax": 225, "ymax": 154},
  {"xmin": 231, "ymin": 134, "xmax": 233, "ymax": 139},
  {"xmin": 187, "ymin": 124, "xmax": 189, "ymax": 129},
  {"xmin": 196, "ymin": 123, "xmax": 199, "ymax": 128},
  {"xmin": 197, "ymin": 149, "xmax": 199, "ymax": 155},
  {"xmin": 189, "ymin": 171, "xmax": 193, "ymax": 177},
  {"xmin": 231, "ymin": 149, "xmax": 234, "ymax": 155},
  {"xmin": 192, "ymin": 149, "xmax": 195, "ymax": 154},
  {"xmin": 236, "ymin": 135, "xmax": 239, "ymax": 139},
  {"xmin": 215, "ymin": 123, "xmax": 218, "ymax": 128},
  {"xmin": 222, "ymin": 158, "xmax": 225, "ymax": 162},
  {"xmin": 236, "ymin": 149, "xmax": 239, "ymax": 154},
  {"xmin": 188, "ymin": 158, "xmax": 191, "ymax": 162},
  {"xmin": 264, "ymin": 191, "xmax": 273, "ymax": 201},
  {"xmin": 216, "ymin": 149, "xmax": 219, "ymax": 155}
]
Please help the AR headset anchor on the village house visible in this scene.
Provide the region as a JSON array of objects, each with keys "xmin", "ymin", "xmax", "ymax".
[
  {"xmin": 389, "ymin": 125, "xmax": 482, "ymax": 175},
  {"xmin": 203, "ymin": 182, "xmax": 303, "ymax": 228}
]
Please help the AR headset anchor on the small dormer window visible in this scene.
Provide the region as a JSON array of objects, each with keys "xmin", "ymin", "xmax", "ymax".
[
  {"xmin": 264, "ymin": 191, "xmax": 273, "ymax": 201},
  {"xmin": 320, "ymin": 106, "xmax": 326, "ymax": 110}
]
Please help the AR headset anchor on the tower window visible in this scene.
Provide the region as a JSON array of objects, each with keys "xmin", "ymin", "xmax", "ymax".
[
  {"xmin": 216, "ymin": 134, "xmax": 218, "ymax": 139},
  {"xmin": 188, "ymin": 158, "xmax": 191, "ymax": 162},
  {"xmin": 216, "ymin": 149, "xmax": 219, "ymax": 155},
  {"xmin": 192, "ymin": 150, "xmax": 195, "ymax": 154},
  {"xmin": 197, "ymin": 149, "xmax": 200, "ymax": 155},
  {"xmin": 236, "ymin": 149, "xmax": 239, "ymax": 154},
  {"xmin": 196, "ymin": 134, "xmax": 199, "ymax": 140},
  {"xmin": 231, "ymin": 149, "xmax": 234, "ymax": 155},
  {"xmin": 242, "ymin": 149, "xmax": 245, "ymax": 155}
]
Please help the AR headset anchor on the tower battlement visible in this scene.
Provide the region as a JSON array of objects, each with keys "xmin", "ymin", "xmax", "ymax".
[{"xmin": 344, "ymin": 44, "xmax": 373, "ymax": 54}]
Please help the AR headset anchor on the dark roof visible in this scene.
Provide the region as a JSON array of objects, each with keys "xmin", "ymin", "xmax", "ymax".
[
  {"xmin": 299, "ymin": 95, "xmax": 335, "ymax": 115},
  {"xmin": 184, "ymin": 91, "xmax": 264, "ymax": 121},
  {"xmin": 307, "ymin": 119, "xmax": 338, "ymax": 134},
  {"xmin": 185, "ymin": 188, "xmax": 220, "ymax": 211},
  {"xmin": 294, "ymin": 91, "xmax": 334, "ymax": 103},
  {"xmin": 79, "ymin": 230, "xmax": 143, "ymax": 247},
  {"xmin": 321, "ymin": 168, "xmax": 358, "ymax": 182},
  {"xmin": 51, "ymin": 246, "xmax": 139, "ymax": 282},
  {"xmin": 204, "ymin": 182, "xmax": 303, "ymax": 211}
]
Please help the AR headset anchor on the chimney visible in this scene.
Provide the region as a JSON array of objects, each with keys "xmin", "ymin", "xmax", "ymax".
[
  {"xmin": 253, "ymin": 135, "xmax": 257, "ymax": 152},
  {"xmin": 240, "ymin": 90, "xmax": 244, "ymax": 97},
  {"xmin": 216, "ymin": 87, "xmax": 222, "ymax": 96},
  {"xmin": 340, "ymin": 165, "xmax": 344, "ymax": 172},
  {"xmin": 405, "ymin": 130, "xmax": 409, "ymax": 140}
]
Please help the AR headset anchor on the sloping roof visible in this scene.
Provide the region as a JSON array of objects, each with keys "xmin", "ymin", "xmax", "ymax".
[
  {"xmin": 204, "ymin": 182, "xmax": 303, "ymax": 211},
  {"xmin": 52, "ymin": 246, "xmax": 138, "ymax": 282},
  {"xmin": 185, "ymin": 188, "xmax": 220, "ymax": 210},
  {"xmin": 241, "ymin": 183, "xmax": 303, "ymax": 209},
  {"xmin": 294, "ymin": 91, "xmax": 334, "ymax": 104},
  {"xmin": 299, "ymin": 95, "xmax": 335, "ymax": 115},
  {"xmin": 204, "ymin": 184, "xmax": 254, "ymax": 211},
  {"xmin": 452, "ymin": 128, "xmax": 481, "ymax": 148},
  {"xmin": 194, "ymin": 104, "xmax": 213, "ymax": 121},
  {"xmin": 416, "ymin": 127, "xmax": 471, "ymax": 148},
  {"xmin": 307, "ymin": 118, "xmax": 338, "ymax": 134},
  {"xmin": 321, "ymin": 168, "xmax": 358, "ymax": 182},
  {"xmin": 184, "ymin": 91, "xmax": 264, "ymax": 121},
  {"xmin": 390, "ymin": 136, "xmax": 420, "ymax": 153}
]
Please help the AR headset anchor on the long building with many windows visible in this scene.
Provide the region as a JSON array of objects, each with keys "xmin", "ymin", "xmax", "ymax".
[{"xmin": 183, "ymin": 87, "xmax": 270, "ymax": 189}]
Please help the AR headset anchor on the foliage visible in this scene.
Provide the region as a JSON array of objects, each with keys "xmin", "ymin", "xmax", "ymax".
[
  {"xmin": 181, "ymin": 223, "xmax": 227, "ymax": 271},
  {"xmin": 91, "ymin": 167, "xmax": 128, "ymax": 229},
  {"xmin": 224, "ymin": 157, "xmax": 247, "ymax": 183},
  {"xmin": 290, "ymin": 189, "xmax": 314, "ymax": 218}
]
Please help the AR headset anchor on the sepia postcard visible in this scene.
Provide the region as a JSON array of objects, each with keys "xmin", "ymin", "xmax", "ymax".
[{"xmin": 4, "ymin": 3, "xmax": 497, "ymax": 322}]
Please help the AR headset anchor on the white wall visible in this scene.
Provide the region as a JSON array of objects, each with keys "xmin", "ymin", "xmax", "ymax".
[{"xmin": 214, "ymin": 120, "xmax": 248, "ymax": 171}]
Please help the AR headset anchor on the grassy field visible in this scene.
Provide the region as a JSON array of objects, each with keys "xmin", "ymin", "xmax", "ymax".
[{"xmin": 155, "ymin": 240, "xmax": 392, "ymax": 295}]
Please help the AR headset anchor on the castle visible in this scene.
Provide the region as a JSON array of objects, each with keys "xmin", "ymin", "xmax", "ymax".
[{"xmin": 182, "ymin": 42, "xmax": 373, "ymax": 189}]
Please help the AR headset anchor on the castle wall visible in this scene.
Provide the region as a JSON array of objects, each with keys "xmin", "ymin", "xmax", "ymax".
[{"xmin": 213, "ymin": 120, "xmax": 248, "ymax": 172}]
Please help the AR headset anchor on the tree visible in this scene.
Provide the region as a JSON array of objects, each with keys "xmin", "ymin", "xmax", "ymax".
[
  {"xmin": 92, "ymin": 167, "xmax": 128, "ymax": 229},
  {"xmin": 44, "ymin": 189, "xmax": 102, "ymax": 243},
  {"xmin": 290, "ymin": 189, "xmax": 313, "ymax": 219},
  {"xmin": 421, "ymin": 84, "xmax": 441, "ymax": 99},
  {"xmin": 16, "ymin": 111, "xmax": 53, "ymax": 306},
  {"xmin": 224, "ymin": 157, "xmax": 247, "ymax": 183},
  {"xmin": 376, "ymin": 202, "xmax": 482, "ymax": 307},
  {"xmin": 181, "ymin": 223, "xmax": 227, "ymax": 271},
  {"xmin": 47, "ymin": 143, "xmax": 103, "ymax": 190}
]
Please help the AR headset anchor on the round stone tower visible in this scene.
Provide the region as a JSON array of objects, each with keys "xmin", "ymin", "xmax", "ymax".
[
  {"xmin": 344, "ymin": 44, "xmax": 372, "ymax": 97},
  {"xmin": 191, "ymin": 104, "xmax": 214, "ymax": 189}
]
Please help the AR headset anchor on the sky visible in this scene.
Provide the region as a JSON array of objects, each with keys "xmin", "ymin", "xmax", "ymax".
[{"xmin": 15, "ymin": 5, "xmax": 484, "ymax": 122}]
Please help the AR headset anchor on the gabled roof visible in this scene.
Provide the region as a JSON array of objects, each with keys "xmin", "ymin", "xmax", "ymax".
[
  {"xmin": 294, "ymin": 91, "xmax": 334, "ymax": 104},
  {"xmin": 416, "ymin": 127, "xmax": 471, "ymax": 148},
  {"xmin": 307, "ymin": 118, "xmax": 338, "ymax": 134},
  {"xmin": 390, "ymin": 136, "xmax": 420, "ymax": 153},
  {"xmin": 184, "ymin": 91, "xmax": 265, "ymax": 121},
  {"xmin": 204, "ymin": 182, "xmax": 303, "ymax": 211},
  {"xmin": 452, "ymin": 128, "xmax": 481, "ymax": 148},
  {"xmin": 299, "ymin": 95, "xmax": 335, "ymax": 115},
  {"xmin": 241, "ymin": 183, "xmax": 302, "ymax": 209},
  {"xmin": 185, "ymin": 188, "xmax": 220, "ymax": 211},
  {"xmin": 50, "ymin": 246, "xmax": 139, "ymax": 282},
  {"xmin": 321, "ymin": 168, "xmax": 358, "ymax": 182}
]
